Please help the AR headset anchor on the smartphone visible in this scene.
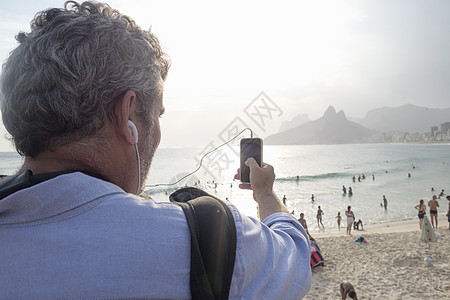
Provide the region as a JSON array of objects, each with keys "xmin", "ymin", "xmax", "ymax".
[{"xmin": 240, "ymin": 138, "xmax": 263, "ymax": 183}]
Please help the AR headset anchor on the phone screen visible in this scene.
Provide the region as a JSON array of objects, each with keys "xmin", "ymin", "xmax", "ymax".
[{"xmin": 240, "ymin": 138, "xmax": 263, "ymax": 183}]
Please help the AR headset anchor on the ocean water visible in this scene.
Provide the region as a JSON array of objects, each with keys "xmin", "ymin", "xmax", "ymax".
[
  {"xmin": 1, "ymin": 143, "xmax": 449, "ymax": 233},
  {"xmin": 147, "ymin": 143, "xmax": 450, "ymax": 233}
]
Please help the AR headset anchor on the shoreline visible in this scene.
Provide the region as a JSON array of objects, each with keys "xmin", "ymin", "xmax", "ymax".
[{"xmin": 311, "ymin": 213, "xmax": 447, "ymax": 238}]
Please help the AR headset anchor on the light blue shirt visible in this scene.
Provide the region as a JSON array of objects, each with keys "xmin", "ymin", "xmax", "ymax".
[{"xmin": 0, "ymin": 172, "xmax": 311, "ymax": 299}]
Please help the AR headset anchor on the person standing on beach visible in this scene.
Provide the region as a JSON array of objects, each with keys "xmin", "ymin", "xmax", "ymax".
[
  {"xmin": 345, "ymin": 206, "xmax": 355, "ymax": 235},
  {"xmin": 348, "ymin": 187, "xmax": 353, "ymax": 196},
  {"xmin": 446, "ymin": 196, "xmax": 450, "ymax": 230},
  {"xmin": 0, "ymin": 2, "xmax": 312, "ymax": 298},
  {"xmin": 317, "ymin": 206, "xmax": 324, "ymax": 229},
  {"xmin": 414, "ymin": 199, "xmax": 427, "ymax": 229},
  {"xmin": 428, "ymin": 195, "xmax": 440, "ymax": 229},
  {"xmin": 336, "ymin": 212, "xmax": 342, "ymax": 230},
  {"xmin": 282, "ymin": 195, "xmax": 287, "ymax": 205},
  {"xmin": 311, "ymin": 194, "xmax": 315, "ymax": 202},
  {"xmin": 383, "ymin": 195, "xmax": 388, "ymax": 210},
  {"xmin": 298, "ymin": 213, "xmax": 308, "ymax": 233},
  {"xmin": 342, "ymin": 185, "xmax": 347, "ymax": 194}
]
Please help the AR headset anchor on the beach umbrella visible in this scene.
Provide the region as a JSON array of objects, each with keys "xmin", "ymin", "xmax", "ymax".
[{"xmin": 420, "ymin": 215, "xmax": 437, "ymax": 243}]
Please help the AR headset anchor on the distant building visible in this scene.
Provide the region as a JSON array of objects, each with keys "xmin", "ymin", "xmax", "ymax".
[
  {"xmin": 441, "ymin": 122, "xmax": 450, "ymax": 138},
  {"xmin": 412, "ymin": 132, "xmax": 422, "ymax": 141},
  {"xmin": 431, "ymin": 126, "xmax": 439, "ymax": 137}
]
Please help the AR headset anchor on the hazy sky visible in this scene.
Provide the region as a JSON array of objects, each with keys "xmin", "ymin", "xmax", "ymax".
[{"xmin": 1, "ymin": 0, "xmax": 449, "ymax": 151}]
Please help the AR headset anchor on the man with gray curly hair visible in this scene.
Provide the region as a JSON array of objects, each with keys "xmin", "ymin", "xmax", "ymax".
[
  {"xmin": 1, "ymin": 1, "xmax": 168, "ymax": 193},
  {"xmin": 0, "ymin": 2, "xmax": 311, "ymax": 299}
]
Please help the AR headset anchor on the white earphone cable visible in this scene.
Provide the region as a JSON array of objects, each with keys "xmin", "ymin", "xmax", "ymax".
[
  {"xmin": 148, "ymin": 127, "xmax": 253, "ymax": 187},
  {"xmin": 135, "ymin": 142, "xmax": 141, "ymax": 195}
]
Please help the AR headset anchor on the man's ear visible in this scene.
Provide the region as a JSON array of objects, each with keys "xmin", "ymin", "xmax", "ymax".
[{"xmin": 115, "ymin": 90, "xmax": 138, "ymax": 145}]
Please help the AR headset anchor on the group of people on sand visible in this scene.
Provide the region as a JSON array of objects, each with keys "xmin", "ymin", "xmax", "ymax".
[
  {"xmin": 415, "ymin": 194, "xmax": 450, "ymax": 230},
  {"xmin": 298, "ymin": 192, "xmax": 448, "ymax": 235},
  {"xmin": 297, "ymin": 205, "xmax": 363, "ymax": 235},
  {"xmin": 336, "ymin": 209, "xmax": 360, "ymax": 234},
  {"xmin": 294, "ymin": 170, "xmax": 448, "ymax": 236}
]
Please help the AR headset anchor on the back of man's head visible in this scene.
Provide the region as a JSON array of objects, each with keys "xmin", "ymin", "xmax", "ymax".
[{"xmin": 1, "ymin": 1, "xmax": 170, "ymax": 157}]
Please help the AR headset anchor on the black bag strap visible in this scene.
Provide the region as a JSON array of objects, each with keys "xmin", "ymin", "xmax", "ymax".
[{"xmin": 170, "ymin": 187, "xmax": 237, "ymax": 300}]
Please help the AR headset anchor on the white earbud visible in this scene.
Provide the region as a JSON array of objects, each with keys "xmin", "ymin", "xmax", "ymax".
[
  {"xmin": 127, "ymin": 120, "xmax": 138, "ymax": 144},
  {"xmin": 128, "ymin": 120, "xmax": 141, "ymax": 195}
]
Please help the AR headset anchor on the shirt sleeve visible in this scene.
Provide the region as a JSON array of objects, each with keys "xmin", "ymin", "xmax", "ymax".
[{"xmin": 227, "ymin": 204, "xmax": 312, "ymax": 300}]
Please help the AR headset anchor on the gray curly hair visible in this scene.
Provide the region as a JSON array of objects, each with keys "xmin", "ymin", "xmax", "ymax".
[{"xmin": 1, "ymin": 1, "xmax": 170, "ymax": 157}]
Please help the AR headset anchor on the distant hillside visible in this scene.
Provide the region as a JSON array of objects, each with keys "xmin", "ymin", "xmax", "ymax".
[
  {"xmin": 359, "ymin": 104, "xmax": 450, "ymax": 133},
  {"xmin": 278, "ymin": 114, "xmax": 310, "ymax": 132},
  {"xmin": 265, "ymin": 106, "xmax": 376, "ymax": 145}
]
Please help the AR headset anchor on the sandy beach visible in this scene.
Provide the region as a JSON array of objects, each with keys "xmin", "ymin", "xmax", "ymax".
[{"xmin": 304, "ymin": 214, "xmax": 449, "ymax": 299}]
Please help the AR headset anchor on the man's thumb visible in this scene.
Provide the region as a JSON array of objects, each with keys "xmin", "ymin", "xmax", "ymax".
[{"xmin": 245, "ymin": 157, "xmax": 258, "ymax": 168}]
